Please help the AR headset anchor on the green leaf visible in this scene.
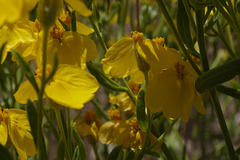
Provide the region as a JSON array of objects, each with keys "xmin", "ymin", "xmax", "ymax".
[
  {"xmin": 195, "ymin": 58, "xmax": 240, "ymax": 93},
  {"xmin": 58, "ymin": 18, "xmax": 70, "ymax": 31},
  {"xmin": 106, "ymin": 145, "xmax": 122, "ymax": 160},
  {"xmin": 177, "ymin": 0, "xmax": 195, "ymax": 52},
  {"xmin": 189, "ymin": 0, "xmax": 211, "ymax": 9},
  {"xmin": 0, "ymin": 144, "xmax": 13, "ymax": 160},
  {"xmin": 57, "ymin": 138, "xmax": 65, "ymax": 160},
  {"xmin": 237, "ymin": 0, "xmax": 240, "ymax": 14},
  {"xmin": 26, "ymin": 100, "xmax": 48, "ymax": 160},
  {"xmin": 125, "ymin": 150, "xmax": 135, "ymax": 160},
  {"xmin": 72, "ymin": 146, "xmax": 80, "ymax": 160},
  {"xmin": 71, "ymin": 10, "xmax": 77, "ymax": 32},
  {"xmin": 11, "ymin": 50, "xmax": 39, "ymax": 93},
  {"xmin": 136, "ymin": 88, "xmax": 148, "ymax": 132},
  {"xmin": 87, "ymin": 62, "xmax": 127, "ymax": 92},
  {"xmin": 216, "ymin": 85, "xmax": 240, "ymax": 100},
  {"xmin": 73, "ymin": 128, "xmax": 86, "ymax": 160},
  {"xmin": 204, "ymin": 10, "xmax": 220, "ymax": 32},
  {"xmin": 0, "ymin": 42, "xmax": 7, "ymax": 64}
]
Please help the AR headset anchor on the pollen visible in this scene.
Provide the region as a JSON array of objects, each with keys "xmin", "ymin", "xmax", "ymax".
[
  {"xmin": 130, "ymin": 117, "xmax": 141, "ymax": 132},
  {"xmin": 50, "ymin": 26, "xmax": 65, "ymax": 41},
  {"xmin": 83, "ymin": 110, "xmax": 97, "ymax": 125},
  {"xmin": 35, "ymin": 64, "xmax": 53, "ymax": 80},
  {"xmin": 108, "ymin": 107, "xmax": 121, "ymax": 121},
  {"xmin": 131, "ymin": 31, "xmax": 144, "ymax": 43},
  {"xmin": 152, "ymin": 37, "xmax": 165, "ymax": 46},
  {"xmin": 59, "ymin": 12, "xmax": 71, "ymax": 28},
  {"xmin": 174, "ymin": 62, "xmax": 185, "ymax": 79}
]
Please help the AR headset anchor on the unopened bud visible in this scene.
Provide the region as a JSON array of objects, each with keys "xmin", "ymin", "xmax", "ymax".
[{"xmin": 37, "ymin": 0, "xmax": 60, "ymax": 29}]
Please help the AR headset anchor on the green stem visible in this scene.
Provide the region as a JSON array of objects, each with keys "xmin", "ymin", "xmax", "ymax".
[
  {"xmin": 136, "ymin": 0, "xmax": 140, "ymax": 31},
  {"xmin": 42, "ymin": 108, "xmax": 59, "ymax": 141},
  {"xmin": 37, "ymin": 26, "xmax": 49, "ymax": 160},
  {"xmin": 120, "ymin": 78, "xmax": 137, "ymax": 105},
  {"xmin": 208, "ymin": 89, "xmax": 236, "ymax": 160},
  {"xmin": 92, "ymin": 143, "xmax": 100, "ymax": 160},
  {"xmin": 89, "ymin": 16, "xmax": 108, "ymax": 53},
  {"xmin": 91, "ymin": 97, "xmax": 110, "ymax": 121},
  {"xmin": 66, "ymin": 108, "xmax": 72, "ymax": 157},
  {"xmin": 72, "ymin": 110, "xmax": 81, "ymax": 122},
  {"xmin": 182, "ymin": 0, "xmax": 197, "ymax": 34},
  {"xmin": 156, "ymin": 0, "xmax": 201, "ymax": 75},
  {"xmin": 196, "ymin": 9, "xmax": 209, "ymax": 72},
  {"xmin": 147, "ymin": 119, "xmax": 178, "ymax": 150},
  {"xmin": 161, "ymin": 143, "xmax": 175, "ymax": 160},
  {"xmin": 55, "ymin": 109, "xmax": 71, "ymax": 160}
]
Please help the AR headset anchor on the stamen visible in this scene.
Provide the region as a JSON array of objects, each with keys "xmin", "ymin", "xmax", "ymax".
[
  {"xmin": 174, "ymin": 62, "xmax": 185, "ymax": 79},
  {"xmin": 50, "ymin": 26, "xmax": 65, "ymax": 41},
  {"xmin": 34, "ymin": 19, "xmax": 42, "ymax": 33},
  {"xmin": 108, "ymin": 107, "xmax": 121, "ymax": 121},
  {"xmin": 131, "ymin": 31, "xmax": 144, "ymax": 43},
  {"xmin": 152, "ymin": 37, "xmax": 165, "ymax": 46}
]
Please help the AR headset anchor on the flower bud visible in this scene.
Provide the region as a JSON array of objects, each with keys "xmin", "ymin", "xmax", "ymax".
[{"xmin": 37, "ymin": 0, "xmax": 60, "ymax": 29}]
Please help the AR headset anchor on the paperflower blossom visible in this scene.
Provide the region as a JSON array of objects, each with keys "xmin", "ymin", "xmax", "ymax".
[
  {"xmin": 14, "ymin": 64, "xmax": 99, "ymax": 109},
  {"xmin": 101, "ymin": 31, "xmax": 146, "ymax": 84},
  {"xmin": 75, "ymin": 110, "xmax": 102, "ymax": 142},
  {"xmin": 0, "ymin": 107, "xmax": 36, "ymax": 160},
  {"xmin": 99, "ymin": 108, "xmax": 152, "ymax": 150},
  {"xmin": 141, "ymin": 38, "xmax": 206, "ymax": 122}
]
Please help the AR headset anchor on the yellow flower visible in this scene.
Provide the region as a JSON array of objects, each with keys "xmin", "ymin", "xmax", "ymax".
[
  {"xmin": 146, "ymin": 60, "xmax": 206, "ymax": 122},
  {"xmin": 46, "ymin": 25, "xmax": 97, "ymax": 70},
  {"xmin": 0, "ymin": 107, "xmax": 36, "ymax": 160},
  {"xmin": 14, "ymin": 64, "xmax": 99, "ymax": 109},
  {"xmin": 101, "ymin": 31, "xmax": 145, "ymax": 84},
  {"xmin": 75, "ymin": 110, "xmax": 102, "ymax": 142},
  {"xmin": 0, "ymin": 18, "xmax": 36, "ymax": 63},
  {"xmin": 109, "ymin": 80, "xmax": 139, "ymax": 115},
  {"xmin": 0, "ymin": 0, "xmax": 38, "ymax": 26}
]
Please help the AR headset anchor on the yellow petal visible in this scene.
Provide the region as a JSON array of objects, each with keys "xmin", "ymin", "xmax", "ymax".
[
  {"xmin": 47, "ymin": 32, "xmax": 97, "ymax": 69},
  {"xmin": 98, "ymin": 121, "xmax": 115, "ymax": 144},
  {"xmin": 136, "ymin": 39, "xmax": 178, "ymax": 72},
  {"xmin": 193, "ymin": 91, "xmax": 206, "ymax": 114},
  {"xmin": 45, "ymin": 64, "xmax": 99, "ymax": 109},
  {"xmin": 0, "ymin": 121, "xmax": 8, "ymax": 146},
  {"xmin": 8, "ymin": 109, "xmax": 36, "ymax": 159},
  {"xmin": 0, "ymin": 0, "xmax": 23, "ymax": 26},
  {"xmin": 75, "ymin": 119, "xmax": 92, "ymax": 137},
  {"xmin": 65, "ymin": 0, "xmax": 92, "ymax": 17},
  {"xmin": 77, "ymin": 22, "xmax": 94, "ymax": 35},
  {"xmin": 101, "ymin": 38, "xmax": 144, "ymax": 83},
  {"xmin": 146, "ymin": 67, "xmax": 195, "ymax": 122},
  {"xmin": 14, "ymin": 78, "xmax": 40, "ymax": 104}
]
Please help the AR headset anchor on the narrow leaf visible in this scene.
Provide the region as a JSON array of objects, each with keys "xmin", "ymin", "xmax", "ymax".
[
  {"xmin": 73, "ymin": 128, "xmax": 86, "ymax": 160},
  {"xmin": 106, "ymin": 145, "xmax": 122, "ymax": 160},
  {"xmin": 136, "ymin": 88, "xmax": 148, "ymax": 132},
  {"xmin": 57, "ymin": 138, "xmax": 65, "ymax": 160},
  {"xmin": 71, "ymin": 10, "xmax": 77, "ymax": 32},
  {"xmin": 12, "ymin": 50, "xmax": 39, "ymax": 92},
  {"xmin": 126, "ymin": 150, "xmax": 135, "ymax": 160},
  {"xmin": 195, "ymin": 58, "xmax": 240, "ymax": 93},
  {"xmin": 72, "ymin": 146, "xmax": 80, "ymax": 160},
  {"xmin": 216, "ymin": 85, "xmax": 240, "ymax": 100},
  {"xmin": 87, "ymin": 62, "xmax": 127, "ymax": 92},
  {"xmin": 58, "ymin": 18, "xmax": 70, "ymax": 31}
]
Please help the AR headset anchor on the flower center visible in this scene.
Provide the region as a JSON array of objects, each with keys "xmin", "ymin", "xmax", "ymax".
[
  {"xmin": 35, "ymin": 64, "xmax": 53, "ymax": 80},
  {"xmin": 83, "ymin": 110, "xmax": 97, "ymax": 125},
  {"xmin": 131, "ymin": 31, "xmax": 144, "ymax": 43},
  {"xmin": 174, "ymin": 62, "xmax": 185, "ymax": 79},
  {"xmin": 50, "ymin": 26, "xmax": 65, "ymax": 41},
  {"xmin": 152, "ymin": 37, "xmax": 165, "ymax": 46},
  {"xmin": 0, "ymin": 108, "xmax": 9, "ymax": 124},
  {"xmin": 59, "ymin": 12, "xmax": 71, "ymax": 28},
  {"xmin": 128, "ymin": 80, "xmax": 140, "ymax": 95},
  {"xmin": 108, "ymin": 107, "xmax": 121, "ymax": 121},
  {"xmin": 130, "ymin": 118, "xmax": 141, "ymax": 132}
]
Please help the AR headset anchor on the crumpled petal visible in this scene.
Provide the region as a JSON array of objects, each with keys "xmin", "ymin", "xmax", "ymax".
[
  {"xmin": 47, "ymin": 32, "xmax": 97, "ymax": 69},
  {"xmin": 65, "ymin": 0, "xmax": 92, "ymax": 17},
  {"xmin": 0, "ymin": 121, "xmax": 8, "ymax": 146},
  {"xmin": 45, "ymin": 64, "xmax": 99, "ymax": 109},
  {"xmin": 14, "ymin": 78, "xmax": 41, "ymax": 104},
  {"xmin": 8, "ymin": 109, "xmax": 36, "ymax": 160},
  {"xmin": 101, "ymin": 38, "xmax": 144, "ymax": 84},
  {"xmin": 136, "ymin": 39, "xmax": 178, "ymax": 72}
]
